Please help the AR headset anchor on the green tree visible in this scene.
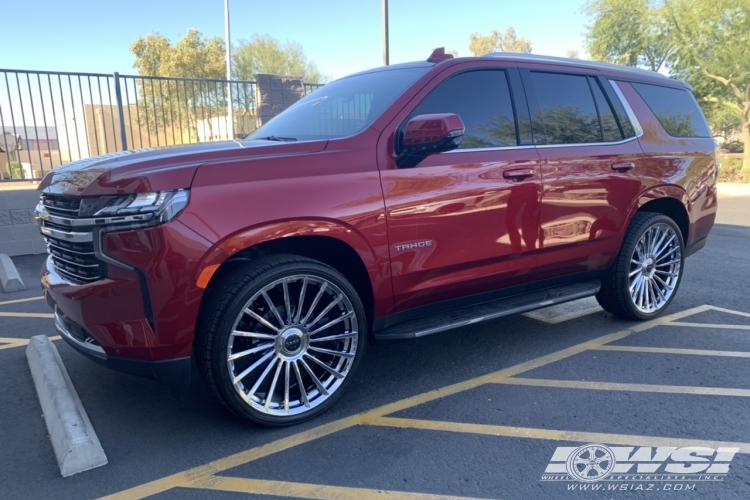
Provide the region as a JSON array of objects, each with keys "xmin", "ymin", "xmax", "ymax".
[
  {"xmin": 584, "ymin": 0, "xmax": 750, "ymax": 173},
  {"xmin": 131, "ymin": 29, "xmax": 230, "ymax": 141},
  {"xmin": 566, "ymin": 50, "xmax": 580, "ymax": 59},
  {"xmin": 669, "ymin": 0, "xmax": 750, "ymax": 172},
  {"xmin": 583, "ymin": 0, "xmax": 675, "ymax": 71},
  {"xmin": 468, "ymin": 27, "xmax": 532, "ymax": 56},
  {"xmin": 232, "ymin": 34, "xmax": 326, "ymax": 83}
]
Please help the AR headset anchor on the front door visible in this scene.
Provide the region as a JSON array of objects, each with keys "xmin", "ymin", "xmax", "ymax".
[{"xmin": 377, "ymin": 66, "xmax": 542, "ymax": 312}]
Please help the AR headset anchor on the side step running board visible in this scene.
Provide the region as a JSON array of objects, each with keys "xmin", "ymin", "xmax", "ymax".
[{"xmin": 373, "ymin": 281, "xmax": 601, "ymax": 340}]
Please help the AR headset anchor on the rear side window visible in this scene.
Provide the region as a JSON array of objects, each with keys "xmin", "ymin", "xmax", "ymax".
[
  {"xmin": 589, "ymin": 77, "xmax": 623, "ymax": 142},
  {"xmin": 631, "ymin": 83, "xmax": 711, "ymax": 138},
  {"xmin": 409, "ymin": 70, "xmax": 518, "ymax": 149},
  {"xmin": 528, "ymin": 72, "xmax": 602, "ymax": 145}
]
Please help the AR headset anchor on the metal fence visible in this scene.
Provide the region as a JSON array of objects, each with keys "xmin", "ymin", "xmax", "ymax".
[{"xmin": 0, "ymin": 69, "xmax": 324, "ymax": 182}]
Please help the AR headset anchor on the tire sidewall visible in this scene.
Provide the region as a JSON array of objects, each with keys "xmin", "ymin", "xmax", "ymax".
[
  {"xmin": 621, "ymin": 214, "xmax": 685, "ymax": 320},
  {"xmin": 209, "ymin": 260, "xmax": 367, "ymax": 426}
]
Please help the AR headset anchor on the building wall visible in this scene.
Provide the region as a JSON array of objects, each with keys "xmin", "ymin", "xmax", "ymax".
[{"xmin": 0, "ymin": 188, "xmax": 45, "ymax": 257}]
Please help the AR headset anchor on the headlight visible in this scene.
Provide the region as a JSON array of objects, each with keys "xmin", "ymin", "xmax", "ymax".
[{"xmin": 78, "ymin": 190, "xmax": 190, "ymax": 225}]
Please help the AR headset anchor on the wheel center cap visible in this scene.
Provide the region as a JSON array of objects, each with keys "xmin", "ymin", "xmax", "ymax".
[
  {"xmin": 280, "ymin": 328, "xmax": 305, "ymax": 356},
  {"xmin": 642, "ymin": 258, "xmax": 655, "ymax": 275}
]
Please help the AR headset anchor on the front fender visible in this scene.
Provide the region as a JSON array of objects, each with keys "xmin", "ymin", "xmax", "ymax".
[{"xmin": 217, "ymin": 218, "xmax": 380, "ymax": 273}]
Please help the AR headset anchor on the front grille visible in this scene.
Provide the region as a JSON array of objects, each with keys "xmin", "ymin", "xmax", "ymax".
[
  {"xmin": 41, "ymin": 193, "xmax": 81, "ymax": 217},
  {"xmin": 46, "ymin": 238, "xmax": 106, "ymax": 283},
  {"xmin": 38, "ymin": 193, "xmax": 107, "ymax": 284}
]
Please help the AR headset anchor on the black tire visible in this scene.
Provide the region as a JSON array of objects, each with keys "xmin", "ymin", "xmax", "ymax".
[
  {"xmin": 196, "ymin": 255, "xmax": 367, "ymax": 426},
  {"xmin": 596, "ymin": 212, "xmax": 685, "ymax": 320}
]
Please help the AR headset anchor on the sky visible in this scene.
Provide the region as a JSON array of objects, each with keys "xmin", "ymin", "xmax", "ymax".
[{"xmin": 1, "ymin": 0, "xmax": 591, "ymax": 80}]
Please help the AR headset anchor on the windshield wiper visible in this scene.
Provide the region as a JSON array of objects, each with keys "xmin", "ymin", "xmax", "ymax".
[{"xmin": 253, "ymin": 136, "xmax": 298, "ymax": 142}]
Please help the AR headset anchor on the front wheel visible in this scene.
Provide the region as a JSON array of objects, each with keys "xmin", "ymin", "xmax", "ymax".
[
  {"xmin": 596, "ymin": 213, "xmax": 685, "ymax": 320},
  {"xmin": 197, "ymin": 256, "xmax": 367, "ymax": 426}
]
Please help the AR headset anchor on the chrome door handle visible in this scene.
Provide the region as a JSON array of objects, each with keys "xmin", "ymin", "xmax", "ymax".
[
  {"xmin": 611, "ymin": 162, "xmax": 635, "ymax": 173},
  {"xmin": 503, "ymin": 168, "xmax": 535, "ymax": 181}
]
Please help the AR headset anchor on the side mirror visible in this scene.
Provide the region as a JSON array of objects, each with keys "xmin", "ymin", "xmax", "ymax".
[{"xmin": 396, "ymin": 113, "xmax": 464, "ymax": 168}]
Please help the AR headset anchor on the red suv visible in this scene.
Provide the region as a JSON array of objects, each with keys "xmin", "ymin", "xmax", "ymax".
[{"xmin": 36, "ymin": 51, "xmax": 717, "ymax": 425}]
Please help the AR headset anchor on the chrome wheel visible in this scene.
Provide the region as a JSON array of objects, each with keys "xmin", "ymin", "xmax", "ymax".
[
  {"xmin": 226, "ymin": 274, "xmax": 358, "ymax": 417},
  {"xmin": 629, "ymin": 223, "xmax": 682, "ymax": 314}
]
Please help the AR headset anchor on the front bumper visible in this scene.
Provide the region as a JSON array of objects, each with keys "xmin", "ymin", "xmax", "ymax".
[
  {"xmin": 52, "ymin": 305, "xmax": 191, "ymax": 385},
  {"xmin": 40, "ymin": 218, "xmax": 227, "ymax": 384}
]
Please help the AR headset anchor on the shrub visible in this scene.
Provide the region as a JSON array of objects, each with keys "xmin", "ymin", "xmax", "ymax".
[
  {"xmin": 718, "ymin": 157, "xmax": 746, "ymax": 183},
  {"xmin": 5, "ymin": 162, "xmax": 24, "ymax": 180}
]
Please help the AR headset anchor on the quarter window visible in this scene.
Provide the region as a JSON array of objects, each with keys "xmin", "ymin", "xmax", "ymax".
[
  {"xmin": 409, "ymin": 70, "xmax": 518, "ymax": 149},
  {"xmin": 631, "ymin": 82, "xmax": 711, "ymax": 138}
]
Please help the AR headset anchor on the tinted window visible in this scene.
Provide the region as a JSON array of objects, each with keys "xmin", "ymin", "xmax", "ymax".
[
  {"xmin": 606, "ymin": 80, "xmax": 637, "ymax": 138},
  {"xmin": 410, "ymin": 70, "xmax": 517, "ymax": 149},
  {"xmin": 529, "ymin": 72, "xmax": 601, "ymax": 145},
  {"xmin": 247, "ymin": 67, "xmax": 428, "ymax": 141},
  {"xmin": 632, "ymin": 83, "xmax": 710, "ymax": 138},
  {"xmin": 589, "ymin": 77, "xmax": 623, "ymax": 142}
]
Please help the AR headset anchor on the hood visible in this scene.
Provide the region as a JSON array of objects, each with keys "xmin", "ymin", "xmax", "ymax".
[{"xmin": 38, "ymin": 139, "xmax": 328, "ymax": 197}]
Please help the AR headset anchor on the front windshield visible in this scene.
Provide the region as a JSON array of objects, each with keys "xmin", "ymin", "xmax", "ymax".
[{"xmin": 247, "ymin": 67, "xmax": 428, "ymax": 141}]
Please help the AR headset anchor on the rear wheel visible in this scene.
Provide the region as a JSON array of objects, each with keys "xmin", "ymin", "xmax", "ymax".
[
  {"xmin": 197, "ymin": 256, "xmax": 367, "ymax": 426},
  {"xmin": 596, "ymin": 212, "xmax": 684, "ymax": 320}
]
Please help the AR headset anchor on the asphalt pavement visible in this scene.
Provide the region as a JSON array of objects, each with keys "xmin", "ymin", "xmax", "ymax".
[{"xmin": 1, "ymin": 192, "xmax": 749, "ymax": 500}]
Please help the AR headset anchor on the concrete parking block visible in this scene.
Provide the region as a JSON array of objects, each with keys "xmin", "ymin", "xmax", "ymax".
[
  {"xmin": 523, "ymin": 296, "xmax": 602, "ymax": 324},
  {"xmin": 0, "ymin": 253, "xmax": 25, "ymax": 292},
  {"xmin": 25, "ymin": 335, "xmax": 108, "ymax": 477}
]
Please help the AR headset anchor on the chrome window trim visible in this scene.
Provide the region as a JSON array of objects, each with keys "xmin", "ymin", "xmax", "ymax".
[
  {"xmin": 535, "ymin": 135, "xmax": 640, "ymax": 149},
  {"xmin": 444, "ymin": 145, "xmax": 536, "ymax": 154},
  {"xmin": 609, "ymin": 79, "xmax": 644, "ymax": 137},
  {"xmin": 442, "ymin": 80, "xmax": 644, "ymax": 153}
]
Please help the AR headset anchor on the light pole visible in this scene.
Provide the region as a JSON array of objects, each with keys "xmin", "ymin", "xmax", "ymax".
[
  {"xmin": 225, "ymin": 0, "xmax": 235, "ymax": 139},
  {"xmin": 382, "ymin": 0, "xmax": 389, "ymax": 66}
]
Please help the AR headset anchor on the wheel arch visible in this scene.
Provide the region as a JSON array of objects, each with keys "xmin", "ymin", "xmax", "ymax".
[
  {"xmin": 627, "ymin": 186, "xmax": 691, "ymax": 244},
  {"xmin": 200, "ymin": 220, "xmax": 379, "ymax": 331}
]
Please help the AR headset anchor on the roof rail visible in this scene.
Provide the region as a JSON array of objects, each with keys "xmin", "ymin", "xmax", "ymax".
[{"xmin": 482, "ymin": 52, "xmax": 669, "ymax": 79}]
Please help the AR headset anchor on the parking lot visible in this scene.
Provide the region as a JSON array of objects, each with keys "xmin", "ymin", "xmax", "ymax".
[{"xmin": 1, "ymin": 191, "xmax": 749, "ymax": 500}]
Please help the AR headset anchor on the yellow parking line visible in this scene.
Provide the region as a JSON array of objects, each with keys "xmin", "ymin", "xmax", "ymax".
[
  {"xmin": 364, "ymin": 416, "xmax": 750, "ymax": 453},
  {"xmin": 665, "ymin": 322, "xmax": 750, "ymax": 330},
  {"xmin": 0, "ymin": 312, "xmax": 54, "ymax": 319},
  {"xmin": 0, "ymin": 296, "xmax": 44, "ymax": 306},
  {"xmin": 708, "ymin": 305, "xmax": 750, "ymax": 318},
  {"xmin": 0, "ymin": 336, "xmax": 61, "ymax": 351},
  {"xmin": 493, "ymin": 377, "xmax": 750, "ymax": 397},
  {"xmin": 192, "ymin": 476, "xmax": 489, "ymax": 500},
  {"xmin": 592, "ymin": 344, "xmax": 750, "ymax": 358},
  {"xmin": 101, "ymin": 417, "xmax": 366, "ymax": 499},
  {"xmin": 102, "ymin": 304, "xmax": 713, "ymax": 500}
]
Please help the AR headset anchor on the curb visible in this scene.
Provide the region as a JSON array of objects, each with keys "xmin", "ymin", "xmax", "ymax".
[
  {"xmin": 0, "ymin": 254, "xmax": 25, "ymax": 292},
  {"xmin": 26, "ymin": 335, "xmax": 108, "ymax": 477}
]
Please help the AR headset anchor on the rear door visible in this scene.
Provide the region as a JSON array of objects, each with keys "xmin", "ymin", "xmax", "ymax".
[
  {"xmin": 518, "ymin": 66, "xmax": 643, "ymax": 280},
  {"xmin": 377, "ymin": 64, "xmax": 543, "ymax": 312}
]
